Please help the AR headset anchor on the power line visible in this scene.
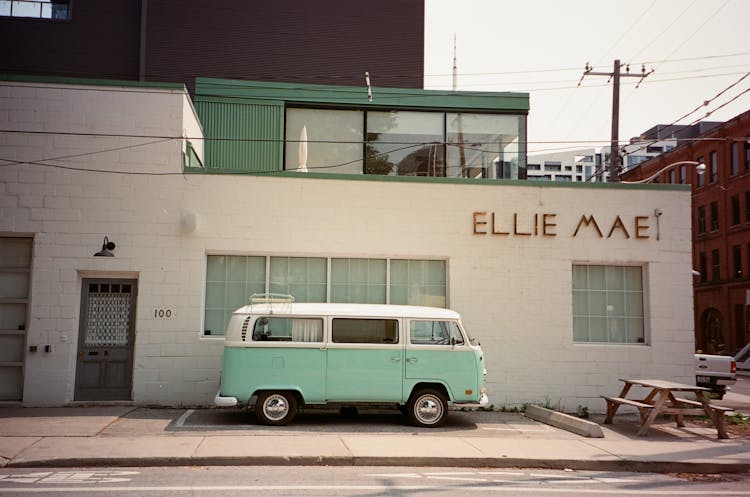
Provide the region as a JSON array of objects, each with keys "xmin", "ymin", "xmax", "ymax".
[
  {"xmin": 624, "ymin": 71, "xmax": 750, "ymax": 156},
  {"xmin": 650, "ymin": 0, "xmax": 731, "ymax": 72},
  {"xmin": 687, "ymin": 87, "xmax": 750, "ymax": 124},
  {"xmin": 593, "ymin": 0, "xmax": 658, "ymax": 67},
  {"xmin": 0, "ymin": 137, "xmax": 177, "ymax": 168},
  {"xmin": 425, "ymin": 52, "xmax": 750, "ymax": 79},
  {"xmin": 636, "ymin": 51, "xmax": 750, "ymax": 66},
  {"xmin": 627, "ymin": 0, "xmax": 699, "ymax": 63},
  {"xmin": 2, "ymin": 128, "xmax": 746, "ymax": 147}
]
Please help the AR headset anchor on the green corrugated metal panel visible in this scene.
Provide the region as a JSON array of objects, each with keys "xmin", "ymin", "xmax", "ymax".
[
  {"xmin": 196, "ymin": 98, "xmax": 283, "ymax": 172},
  {"xmin": 195, "ymin": 77, "xmax": 529, "ymax": 113}
]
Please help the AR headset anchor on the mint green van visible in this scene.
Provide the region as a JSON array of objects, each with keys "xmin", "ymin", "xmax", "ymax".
[{"xmin": 214, "ymin": 298, "xmax": 488, "ymax": 427}]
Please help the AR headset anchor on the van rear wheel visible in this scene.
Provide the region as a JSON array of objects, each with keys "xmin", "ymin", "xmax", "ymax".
[
  {"xmin": 407, "ymin": 389, "xmax": 448, "ymax": 427},
  {"xmin": 255, "ymin": 391, "xmax": 297, "ymax": 426}
]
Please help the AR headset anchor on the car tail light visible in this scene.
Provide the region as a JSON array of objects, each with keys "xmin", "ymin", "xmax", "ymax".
[{"xmin": 731, "ymin": 360, "xmax": 737, "ymax": 374}]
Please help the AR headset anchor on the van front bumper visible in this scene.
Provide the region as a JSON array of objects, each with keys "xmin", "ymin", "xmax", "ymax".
[{"xmin": 214, "ymin": 391, "xmax": 238, "ymax": 407}]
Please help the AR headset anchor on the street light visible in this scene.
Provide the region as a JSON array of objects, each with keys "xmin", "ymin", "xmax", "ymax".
[{"xmin": 621, "ymin": 161, "xmax": 706, "ymax": 184}]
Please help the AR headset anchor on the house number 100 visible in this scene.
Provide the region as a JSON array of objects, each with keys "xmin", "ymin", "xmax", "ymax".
[{"xmin": 154, "ymin": 309, "xmax": 173, "ymax": 318}]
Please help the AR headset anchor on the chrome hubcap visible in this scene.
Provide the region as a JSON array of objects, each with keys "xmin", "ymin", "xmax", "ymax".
[
  {"xmin": 415, "ymin": 395, "xmax": 443, "ymax": 424},
  {"xmin": 263, "ymin": 394, "xmax": 289, "ymax": 421}
]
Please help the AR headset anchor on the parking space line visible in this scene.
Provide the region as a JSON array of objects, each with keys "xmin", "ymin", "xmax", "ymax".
[{"xmin": 175, "ymin": 409, "xmax": 194, "ymax": 428}]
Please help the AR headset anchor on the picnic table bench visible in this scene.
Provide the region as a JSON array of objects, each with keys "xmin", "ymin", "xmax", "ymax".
[{"xmin": 602, "ymin": 378, "xmax": 733, "ymax": 439}]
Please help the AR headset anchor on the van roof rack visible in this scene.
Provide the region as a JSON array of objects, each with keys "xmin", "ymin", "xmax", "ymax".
[{"xmin": 249, "ymin": 293, "xmax": 295, "ymax": 305}]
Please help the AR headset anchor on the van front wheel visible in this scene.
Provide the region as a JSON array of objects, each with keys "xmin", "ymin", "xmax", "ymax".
[
  {"xmin": 255, "ymin": 391, "xmax": 297, "ymax": 426},
  {"xmin": 407, "ymin": 389, "xmax": 448, "ymax": 427}
]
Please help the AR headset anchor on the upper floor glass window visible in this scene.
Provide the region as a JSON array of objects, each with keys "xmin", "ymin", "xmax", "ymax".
[
  {"xmin": 367, "ymin": 111, "xmax": 444, "ymax": 176},
  {"xmin": 731, "ymin": 195, "xmax": 741, "ymax": 226},
  {"xmin": 697, "ymin": 205, "xmax": 706, "ymax": 234},
  {"xmin": 710, "ymin": 151, "xmax": 718, "ymax": 183},
  {"xmin": 731, "ymin": 142, "xmax": 740, "ymax": 176},
  {"xmin": 0, "ymin": 0, "xmax": 70, "ymax": 20},
  {"xmin": 284, "ymin": 108, "xmax": 526, "ymax": 180},
  {"xmin": 447, "ymin": 113, "xmax": 524, "ymax": 179},
  {"xmin": 285, "ymin": 108, "xmax": 363, "ymax": 174},
  {"xmin": 697, "ymin": 156, "xmax": 705, "ymax": 187},
  {"xmin": 710, "ymin": 201, "xmax": 719, "ymax": 231}
]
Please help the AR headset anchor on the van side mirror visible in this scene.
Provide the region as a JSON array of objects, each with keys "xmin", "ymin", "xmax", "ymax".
[{"xmin": 450, "ymin": 337, "xmax": 456, "ymax": 346}]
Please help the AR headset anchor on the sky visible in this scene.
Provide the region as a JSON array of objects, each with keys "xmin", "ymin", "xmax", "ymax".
[{"xmin": 424, "ymin": 0, "xmax": 750, "ymax": 156}]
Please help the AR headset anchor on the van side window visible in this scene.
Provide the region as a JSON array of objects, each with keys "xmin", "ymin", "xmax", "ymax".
[
  {"xmin": 331, "ymin": 318, "xmax": 398, "ymax": 344},
  {"xmin": 252, "ymin": 317, "xmax": 323, "ymax": 342},
  {"xmin": 410, "ymin": 320, "xmax": 464, "ymax": 345}
]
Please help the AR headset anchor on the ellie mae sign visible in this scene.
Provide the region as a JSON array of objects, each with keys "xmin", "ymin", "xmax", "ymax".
[{"xmin": 472, "ymin": 212, "xmax": 653, "ymax": 239}]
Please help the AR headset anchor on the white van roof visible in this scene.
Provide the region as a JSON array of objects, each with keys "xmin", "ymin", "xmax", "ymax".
[{"xmin": 232, "ymin": 302, "xmax": 461, "ymax": 320}]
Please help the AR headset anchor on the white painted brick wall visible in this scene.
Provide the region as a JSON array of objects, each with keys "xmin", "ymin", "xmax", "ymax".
[{"xmin": 0, "ymin": 81, "xmax": 695, "ymax": 410}]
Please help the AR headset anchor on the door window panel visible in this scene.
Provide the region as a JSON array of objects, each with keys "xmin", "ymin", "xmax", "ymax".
[{"xmin": 332, "ymin": 318, "xmax": 398, "ymax": 344}]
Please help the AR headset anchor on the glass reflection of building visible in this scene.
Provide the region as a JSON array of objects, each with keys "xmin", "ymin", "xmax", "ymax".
[{"xmin": 284, "ymin": 108, "xmax": 527, "ymax": 180}]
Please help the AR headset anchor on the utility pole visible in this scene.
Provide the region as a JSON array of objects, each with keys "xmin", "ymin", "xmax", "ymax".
[{"xmin": 578, "ymin": 60, "xmax": 653, "ymax": 182}]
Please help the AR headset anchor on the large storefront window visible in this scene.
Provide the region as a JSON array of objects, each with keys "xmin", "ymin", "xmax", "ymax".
[
  {"xmin": 204, "ymin": 256, "xmax": 266, "ymax": 337},
  {"xmin": 285, "ymin": 108, "xmax": 526, "ymax": 179},
  {"xmin": 390, "ymin": 259, "xmax": 447, "ymax": 308},
  {"xmin": 269, "ymin": 257, "xmax": 327, "ymax": 302},
  {"xmin": 572, "ymin": 265, "xmax": 645, "ymax": 344},
  {"xmin": 204, "ymin": 256, "xmax": 447, "ymax": 336},
  {"xmin": 331, "ymin": 258, "xmax": 386, "ymax": 304}
]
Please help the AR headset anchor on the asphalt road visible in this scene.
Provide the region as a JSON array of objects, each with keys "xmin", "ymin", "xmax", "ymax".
[{"xmin": 0, "ymin": 466, "xmax": 749, "ymax": 497}]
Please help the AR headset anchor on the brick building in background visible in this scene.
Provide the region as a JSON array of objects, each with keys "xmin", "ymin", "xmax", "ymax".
[{"xmin": 622, "ymin": 109, "xmax": 750, "ymax": 356}]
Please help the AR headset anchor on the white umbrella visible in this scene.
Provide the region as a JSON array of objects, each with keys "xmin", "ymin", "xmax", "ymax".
[{"xmin": 298, "ymin": 125, "xmax": 308, "ymax": 172}]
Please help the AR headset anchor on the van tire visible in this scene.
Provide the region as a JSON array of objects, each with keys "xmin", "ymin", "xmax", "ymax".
[
  {"xmin": 255, "ymin": 391, "xmax": 297, "ymax": 426},
  {"xmin": 407, "ymin": 388, "xmax": 448, "ymax": 427}
]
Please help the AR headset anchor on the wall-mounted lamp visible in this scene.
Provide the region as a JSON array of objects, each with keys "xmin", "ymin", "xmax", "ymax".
[
  {"xmin": 180, "ymin": 210, "xmax": 198, "ymax": 234},
  {"xmin": 93, "ymin": 236, "xmax": 116, "ymax": 257}
]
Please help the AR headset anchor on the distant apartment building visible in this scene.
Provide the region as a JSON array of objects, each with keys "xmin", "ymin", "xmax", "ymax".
[{"xmin": 527, "ymin": 122, "xmax": 722, "ymax": 183}]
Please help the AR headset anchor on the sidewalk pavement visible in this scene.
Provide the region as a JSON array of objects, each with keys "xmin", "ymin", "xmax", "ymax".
[{"xmin": 0, "ymin": 405, "xmax": 748, "ymax": 473}]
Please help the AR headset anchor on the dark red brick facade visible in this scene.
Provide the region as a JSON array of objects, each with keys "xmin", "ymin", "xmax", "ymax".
[{"xmin": 622, "ymin": 110, "xmax": 750, "ymax": 355}]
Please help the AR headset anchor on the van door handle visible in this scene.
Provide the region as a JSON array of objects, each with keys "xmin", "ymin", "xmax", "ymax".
[
  {"xmin": 391, "ymin": 357, "xmax": 401, "ymax": 362},
  {"xmin": 406, "ymin": 357, "xmax": 418, "ymax": 363}
]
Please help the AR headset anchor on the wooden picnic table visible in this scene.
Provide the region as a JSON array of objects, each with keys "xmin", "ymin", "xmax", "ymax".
[{"xmin": 602, "ymin": 378, "xmax": 733, "ymax": 439}]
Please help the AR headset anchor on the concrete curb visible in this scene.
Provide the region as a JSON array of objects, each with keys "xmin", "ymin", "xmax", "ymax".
[
  {"xmin": 6, "ymin": 455, "xmax": 750, "ymax": 473},
  {"xmin": 524, "ymin": 405, "xmax": 604, "ymax": 438}
]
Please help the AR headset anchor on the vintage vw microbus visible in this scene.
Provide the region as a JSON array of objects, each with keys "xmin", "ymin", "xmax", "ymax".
[{"xmin": 214, "ymin": 295, "xmax": 488, "ymax": 427}]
